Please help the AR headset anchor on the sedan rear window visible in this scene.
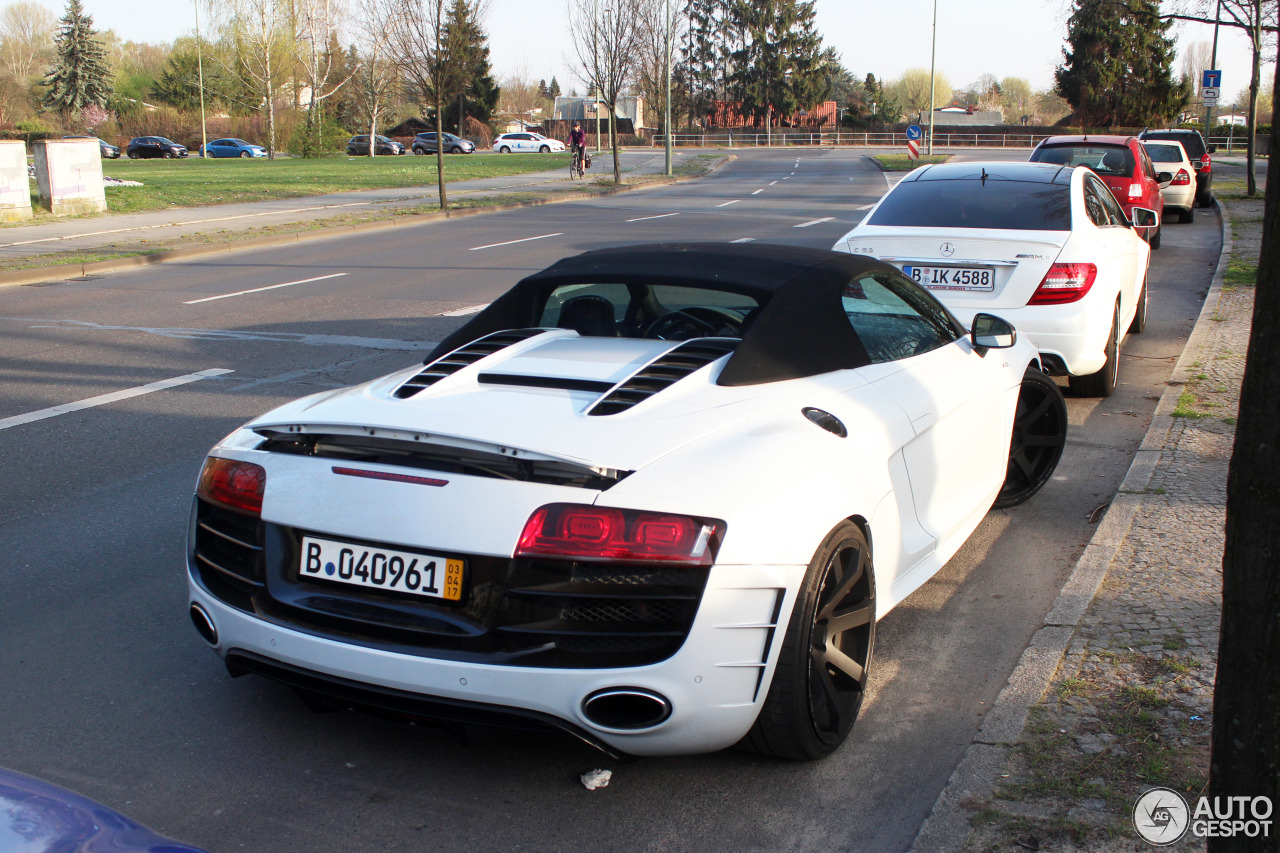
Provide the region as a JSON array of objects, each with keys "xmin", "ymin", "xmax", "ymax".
[
  {"xmin": 1031, "ymin": 144, "xmax": 1135, "ymax": 177},
  {"xmin": 868, "ymin": 180, "xmax": 1071, "ymax": 231},
  {"xmin": 1144, "ymin": 132, "xmax": 1205, "ymax": 159}
]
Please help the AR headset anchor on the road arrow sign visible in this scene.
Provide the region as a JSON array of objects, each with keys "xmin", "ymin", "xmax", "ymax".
[{"xmin": 906, "ymin": 125, "xmax": 923, "ymax": 141}]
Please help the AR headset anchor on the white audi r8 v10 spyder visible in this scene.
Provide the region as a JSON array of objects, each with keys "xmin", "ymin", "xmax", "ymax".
[
  {"xmin": 186, "ymin": 243, "xmax": 1066, "ymax": 759},
  {"xmin": 832, "ymin": 162, "xmax": 1153, "ymax": 397}
]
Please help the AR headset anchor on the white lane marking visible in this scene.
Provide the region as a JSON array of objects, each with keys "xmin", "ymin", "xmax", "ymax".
[
  {"xmin": 439, "ymin": 303, "xmax": 489, "ymax": 316},
  {"xmin": 751, "ymin": 189, "xmax": 763, "ymax": 195},
  {"xmin": 794, "ymin": 217, "xmax": 834, "ymax": 228},
  {"xmin": 716, "ymin": 200, "xmax": 740, "ymax": 207},
  {"xmin": 184, "ymin": 273, "xmax": 348, "ymax": 304},
  {"xmin": 782, "ymin": 176, "xmax": 791, "ymax": 180},
  {"xmin": 769, "ymin": 181, "xmax": 778, "ymax": 185},
  {"xmin": 855, "ymin": 203, "xmax": 874, "ymax": 210},
  {"xmin": 884, "ymin": 172, "xmax": 895, "ymax": 190},
  {"xmin": 0, "ymin": 368, "xmax": 233, "ymax": 431},
  {"xmin": 625, "ymin": 212, "xmax": 680, "ymax": 223},
  {"xmin": 17, "ymin": 319, "xmax": 432, "ymax": 350},
  {"xmin": 730, "ymin": 237, "xmax": 755, "ymax": 243},
  {"xmin": 469, "ymin": 233, "xmax": 564, "ymax": 251}
]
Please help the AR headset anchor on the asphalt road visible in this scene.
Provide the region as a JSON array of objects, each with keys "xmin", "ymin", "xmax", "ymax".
[{"xmin": 0, "ymin": 149, "xmax": 1223, "ymax": 852}]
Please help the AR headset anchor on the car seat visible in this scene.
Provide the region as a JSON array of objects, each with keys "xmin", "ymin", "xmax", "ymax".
[
  {"xmin": 557, "ymin": 295, "xmax": 618, "ymax": 337},
  {"xmin": 1101, "ymin": 151, "xmax": 1128, "ymax": 174}
]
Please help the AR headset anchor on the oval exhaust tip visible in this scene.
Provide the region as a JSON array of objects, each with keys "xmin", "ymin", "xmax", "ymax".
[
  {"xmin": 189, "ymin": 603, "xmax": 218, "ymax": 646},
  {"xmin": 582, "ymin": 688, "xmax": 671, "ymax": 731}
]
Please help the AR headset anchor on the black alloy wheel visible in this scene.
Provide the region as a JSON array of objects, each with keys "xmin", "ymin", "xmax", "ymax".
[
  {"xmin": 993, "ymin": 367, "xmax": 1068, "ymax": 509},
  {"xmin": 741, "ymin": 521, "xmax": 875, "ymax": 760},
  {"xmin": 1068, "ymin": 302, "xmax": 1120, "ymax": 398}
]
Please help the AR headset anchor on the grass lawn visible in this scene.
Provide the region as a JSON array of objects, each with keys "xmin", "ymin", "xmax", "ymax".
[
  {"xmin": 872, "ymin": 153, "xmax": 949, "ymax": 171},
  {"xmin": 63, "ymin": 152, "xmax": 570, "ymax": 215}
]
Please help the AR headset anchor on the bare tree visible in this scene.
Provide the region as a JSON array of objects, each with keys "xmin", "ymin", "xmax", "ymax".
[
  {"xmin": 395, "ymin": 0, "xmax": 486, "ymax": 208},
  {"xmin": 0, "ymin": 1, "xmax": 56, "ymax": 80},
  {"xmin": 352, "ymin": 0, "xmax": 398, "ymax": 155},
  {"xmin": 568, "ymin": 0, "xmax": 644, "ymax": 184},
  {"xmin": 295, "ymin": 0, "xmax": 354, "ymax": 153},
  {"xmin": 1165, "ymin": 0, "xmax": 1279, "ymax": 195},
  {"xmin": 634, "ymin": 0, "xmax": 686, "ymax": 135},
  {"xmin": 207, "ymin": 0, "xmax": 293, "ymax": 157},
  {"xmin": 500, "ymin": 65, "xmax": 542, "ymax": 129}
]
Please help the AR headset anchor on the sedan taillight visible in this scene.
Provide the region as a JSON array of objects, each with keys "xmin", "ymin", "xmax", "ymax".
[
  {"xmin": 515, "ymin": 504, "xmax": 723, "ymax": 566},
  {"xmin": 198, "ymin": 457, "xmax": 266, "ymax": 516},
  {"xmin": 1028, "ymin": 262, "xmax": 1098, "ymax": 306},
  {"xmin": 1173, "ymin": 169, "xmax": 1192, "ymax": 185},
  {"xmin": 1200, "ymin": 153, "xmax": 1212, "ymax": 173},
  {"xmin": 1128, "ymin": 183, "xmax": 1143, "ymax": 199}
]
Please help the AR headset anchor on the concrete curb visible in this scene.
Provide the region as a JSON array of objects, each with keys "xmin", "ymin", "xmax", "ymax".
[
  {"xmin": 909, "ymin": 202, "xmax": 1234, "ymax": 853},
  {"xmin": 0, "ymin": 165, "xmax": 726, "ymax": 289}
]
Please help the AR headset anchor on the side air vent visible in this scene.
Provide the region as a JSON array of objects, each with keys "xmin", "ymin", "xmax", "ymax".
[
  {"xmin": 394, "ymin": 329, "xmax": 549, "ymax": 399},
  {"xmin": 588, "ymin": 338, "xmax": 737, "ymax": 416}
]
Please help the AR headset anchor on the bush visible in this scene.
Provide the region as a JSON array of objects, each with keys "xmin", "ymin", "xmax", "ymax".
[
  {"xmin": 287, "ymin": 117, "xmax": 348, "ymax": 157},
  {"xmin": 15, "ymin": 118, "xmax": 53, "ymax": 139}
]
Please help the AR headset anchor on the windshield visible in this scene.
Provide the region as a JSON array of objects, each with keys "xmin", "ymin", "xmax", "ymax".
[
  {"xmin": 1031, "ymin": 144, "xmax": 1134, "ymax": 177},
  {"xmin": 537, "ymin": 283, "xmax": 760, "ymax": 340},
  {"xmin": 1143, "ymin": 143, "xmax": 1184, "ymax": 163},
  {"xmin": 868, "ymin": 179, "xmax": 1072, "ymax": 231}
]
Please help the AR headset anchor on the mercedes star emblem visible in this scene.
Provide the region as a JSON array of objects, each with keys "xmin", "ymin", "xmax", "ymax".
[{"xmin": 939, "ymin": 242, "xmax": 956, "ymax": 257}]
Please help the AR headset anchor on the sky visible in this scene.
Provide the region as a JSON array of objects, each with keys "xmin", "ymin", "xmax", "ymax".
[{"xmin": 49, "ymin": 0, "xmax": 1267, "ymax": 110}]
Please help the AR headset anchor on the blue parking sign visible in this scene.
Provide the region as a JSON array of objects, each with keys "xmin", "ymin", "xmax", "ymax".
[
  {"xmin": 1202, "ymin": 70, "xmax": 1222, "ymax": 89},
  {"xmin": 906, "ymin": 125, "xmax": 923, "ymax": 141}
]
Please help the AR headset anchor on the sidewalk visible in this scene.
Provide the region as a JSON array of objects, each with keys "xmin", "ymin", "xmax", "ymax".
[
  {"xmin": 911, "ymin": 181, "xmax": 1258, "ymax": 851},
  {"xmin": 0, "ymin": 149, "xmax": 717, "ymax": 279}
]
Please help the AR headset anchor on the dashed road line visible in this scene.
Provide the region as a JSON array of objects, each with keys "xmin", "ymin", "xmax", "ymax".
[
  {"xmin": 794, "ymin": 217, "xmax": 834, "ymax": 228},
  {"xmin": 625, "ymin": 212, "xmax": 680, "ymax": 223},
  {"xmin": 439, "ymin": 304, "xmax": 489, "ymax": 317},
  {"xmin": 184, "ymin": 273, "xmax": 348, "ymax": 305},
  {"xmin": 751, "ymin": 189, "xmax": 764, "ymax": 195},
  {"xmin": 769, "ymin": 181, "xmax": 778, "ymax": 185},
  {"xmin": 468, "ymin": 233, "xmax": 564, "ymax": 251},
  {"xmin": 0, "ymin": 368, "xmax": 233, "ymax": 431},
  {"xmin": 855, "ymin": 203, "xmax": 874, "ymax": 210},
  {"xmin": 730, "ymin": 237, "xmax": 754, "ymax": 243},
  {"xmin": 716, "ymin": 200, "xmax": 741, "ymax": 207}
]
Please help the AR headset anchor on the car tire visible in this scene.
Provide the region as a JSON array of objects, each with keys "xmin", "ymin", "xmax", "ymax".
[
  {"xmin": 1129, "ymin": 276, "xmax": 1148, "ymax": 334},
  {"xmin": 539, "ymin": 144, "xmax": 550, "ymax": 153},
  {"xmin": 993, "ymin": 367, "xmax": 1068, "ymax": 509},
  {"xmin": 499, "ymin": 146, "xmax": 510, "ymax": 153},
  {"xmin": 163, "ymin": 151, "xmax": 173, "ymax": 159},
  {"xmin": 1182, "ymin": 207, "xmax": 1195, "ymax": 224},
  {"xmin": 240, "ymin": 151, "xmax": 251, "ymax": 158},
  {"xmin": 1149, "ymin": 223, "xmax": 1161, "ymax": 250},
  {"xmin": 740, "ymin": 520, "xmax": 875, "ymax": 761},
  {"xmin": 1068, "ymin": 302, "xmax": 1120, "ymax": 398},
  {"xmin": 413, "ymin": 147, "xmax": 423, "ymax": 155},
  {"xmin": 127, "ymin": 152, "xmax": 137, "ymax": 159},
  {"xmin": 1198, "ymin": 192, "xmax": 1214, "ymax": 209}
]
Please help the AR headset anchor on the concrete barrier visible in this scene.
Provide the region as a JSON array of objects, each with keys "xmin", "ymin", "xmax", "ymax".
[
  {"xmin": 0, "ymin": 140, "xmax": 33, "ymax": 222},
  {"xmin": 33, "ymin": 138, "xmax": 106, "ymax": 215}
]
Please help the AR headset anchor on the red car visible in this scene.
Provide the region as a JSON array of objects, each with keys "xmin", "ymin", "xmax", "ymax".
[{"xmin": 1030, "ymin": 135, "xmax": 1171, "ymax": 248}]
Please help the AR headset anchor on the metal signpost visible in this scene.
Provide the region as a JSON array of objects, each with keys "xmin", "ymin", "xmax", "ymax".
[
  {"xmin": 1202, "ymin": 69, "xmax": 1222, "ymax": 129},
  {"xmin": 906, "ymin": 125, "xmax": 922, "ymax": 161}
]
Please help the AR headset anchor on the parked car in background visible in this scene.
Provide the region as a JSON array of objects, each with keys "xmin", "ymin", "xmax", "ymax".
[
  {"xmin": 832, "ymin": 161, "xmax": 1153, "ymax": 397},
  {"xmin": 347, "ymin": 135, "xmax": 405, "ymax": 156},
  {"xmin": 492, "ymin": 132, "xmax": 564, "ymax": 153},
  {"xmin": 412, "ymin": 132, "xmax": 475, "ymax": 154},
  {"xmin": 0, "ymin": 766, "xmax": 210, "ymax": 853},
  {"xmin": 185, "ymin": 242, "xmax": 1064, "ymax": 760},
  {"xmin": 126, "ymin": 136, "xmax": 188, "ymax": 159},
  {"xmin": 1139, "ymin": 128, "xmax": 1214, "ymax": 208},
  {"xmin": 1142, "ymin": 140, "xmax": 1197, "ymax": 222},
  {"xmin": 1028, "ymin": 135, "xmax": 1169, "ymax": 248},
  {"xmin": 200, "ymin": 137, "xmax": 268, "ymax": 158},
  {"xmin": 63, "ymin": 135, "xmax": 119, "ymax": 158}
]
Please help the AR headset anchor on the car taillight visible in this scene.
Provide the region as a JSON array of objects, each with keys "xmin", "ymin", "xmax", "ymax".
[
  {"xmin": 1028, "ymin": 263, "xmax": 1097, "ymax": 305},
  {"xmin": 1173, "ymin": 169, "xmax": 1192, "ymax": 185},
  {"xmin": 1200, "ymin": 153, "xmax": 1212, "ymax": 173},
  {"xmin": 1128, "ymin": 183, "xmax": 1143, "ymax": 199},
  {"xmin": 515, "ymin": 504, "xmax": 723, "ymax": 566},
  {"xmin": 198, "ymin": 457, "xmax": 266, "ymax": 516}
]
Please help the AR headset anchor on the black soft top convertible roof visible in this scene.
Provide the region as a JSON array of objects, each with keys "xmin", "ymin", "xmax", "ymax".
[{"xmin": 426, "ymin": 242, "xmax": 909, "ymax": 386}]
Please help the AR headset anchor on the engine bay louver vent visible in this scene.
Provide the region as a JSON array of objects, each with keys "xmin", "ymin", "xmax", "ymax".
[
  {"xmin": 394, "ymin": 329, "xmax": 549, "ymax": 399},
  {"xmin": 588, "ymin": 338, "xmax": 737, "ymax": 416}
]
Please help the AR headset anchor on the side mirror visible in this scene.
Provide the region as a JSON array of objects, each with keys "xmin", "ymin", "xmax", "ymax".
[
  {"xmin": 1130, "ymin": 207, "xmax": 1158, "ymax": 229},
  {"xmin": 1156, "ymin": 171, "xmax": 1173, "ymax": 188},
  {"xmin": 971, "ymin": 313, "xmax": 1017, "ymax": 353},
  {"xmin": 1207, "ymin": 144, "xmax": 1218, "ymax": 154}
]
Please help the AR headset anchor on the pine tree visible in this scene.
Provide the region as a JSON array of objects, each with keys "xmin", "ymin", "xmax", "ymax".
[
  {"xmin": 1055, "ymin": 0, "xmax": 1185, "ymax": 127},
  {"xmin": 728, "ymin": 0, "xmax": 826, "ymax": 130},
  {"xmin": 548, "ymin": 77, "xmax": 560, "ymax": 99},
  {"xmin": 41, "ymin": 0, "xmax": 112, "ymax": 114},
  {"xmin": 441, "ymin": 0, "xmax": 499, "ymax": 133},
  {"xmin": 681, "ymin": 0, "xmax": 734, "ymax": 125}
]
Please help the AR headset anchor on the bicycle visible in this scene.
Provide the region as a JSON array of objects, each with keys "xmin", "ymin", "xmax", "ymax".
[{"xmin": 570, "ymin": 147, "xmax": 585, "ymax": 179}]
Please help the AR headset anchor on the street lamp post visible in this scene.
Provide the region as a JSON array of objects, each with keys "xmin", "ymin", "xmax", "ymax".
[
  {"xmin": 927, "ymin": 0, "xmax": 937, "ymax": 155},
  {"xmin": 664, "ymin": 0, "xmax": 672, "ymax": 175},
  {"xmin": 194, "ymin": 0, "xmax": 208, "ymax": 159}
]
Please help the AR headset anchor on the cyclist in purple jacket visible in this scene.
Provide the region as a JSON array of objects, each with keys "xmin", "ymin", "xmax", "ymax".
[{"xmin": 569, "ymin": 122, "xmax": 587, "ymax": 160}]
